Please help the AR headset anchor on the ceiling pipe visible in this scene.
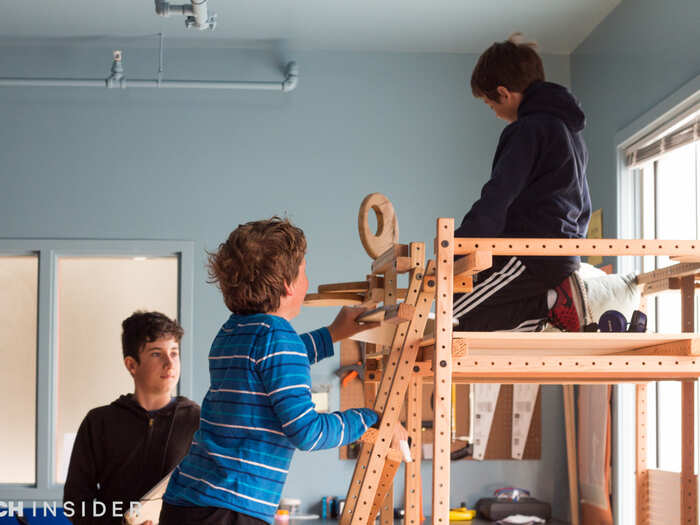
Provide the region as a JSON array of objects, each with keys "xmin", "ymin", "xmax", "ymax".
[
  {"xmin": 0, "ymin": 51, "xmax": 299, "ymax": 92},
  {"xmin": 155, "ymin": 0, "xmax": 217, "ymax": 31}
]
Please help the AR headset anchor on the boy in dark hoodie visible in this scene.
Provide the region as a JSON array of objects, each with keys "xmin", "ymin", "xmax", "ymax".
[
  {"xmin": 454, "ymin": 34, "xmax": 591, "ymax": 332},
  {"xmin": 63, "ymin": 311, "xmax": 200, "ymax": 524}
]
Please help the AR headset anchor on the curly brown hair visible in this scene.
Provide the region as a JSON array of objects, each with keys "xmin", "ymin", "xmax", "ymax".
[
  {"xmin": 208, "ymin": 217, "xmax": 307, "ymax": 315},
  {"xmin": 471, "ymin": 33, "xmax": 545, "ymax": 102},
  {"xmin": 122, "ymin": 311, "xmax": 184, "ymax": 363}
]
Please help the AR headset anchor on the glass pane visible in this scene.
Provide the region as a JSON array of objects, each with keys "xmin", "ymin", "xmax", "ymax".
[
  {"xmin": 0, "ymin": 255, "xmax": 38, "ymax": 484},
  {"xmin": 55, "ymin": 256, "xmax": 178, "ymax": 483},
  {"xmin": 657, "ymin": 381, "xmax": 682, "ymax": 472},
  {"xmin": 656, "ymin": 142, "xmax": 697, "ymax": 267}
]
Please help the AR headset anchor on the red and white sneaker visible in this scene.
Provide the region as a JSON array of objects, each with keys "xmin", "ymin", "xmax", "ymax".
[{"xmin": 547, "ymin": 275, "xmax": 584, "ymax": 332}]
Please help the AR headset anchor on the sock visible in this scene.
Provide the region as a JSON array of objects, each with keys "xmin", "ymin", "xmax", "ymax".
[{"xmin": 546, "ymin": 289, "xmax": 557, "ymax": 309}]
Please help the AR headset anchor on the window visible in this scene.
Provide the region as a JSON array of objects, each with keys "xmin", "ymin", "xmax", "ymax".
[
  {"xmin": 0, "ymin": 241, "xmax": 192, "ymax": 502},
  {"xmin": 617, "ymin": 78, "xmax": 700, "ymax": 523},
  {"xmin": 0, "ymin": 255, "xmax": 38, "ymax": 484},
  {"xmin": 55, "ymin": 256, "xmax": 179, "ymax": 483}
]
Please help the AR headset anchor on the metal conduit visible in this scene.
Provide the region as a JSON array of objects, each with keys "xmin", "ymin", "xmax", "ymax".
[{"xmin": 0, "ymin": 59, "xmax": 299, "ymax": 92}]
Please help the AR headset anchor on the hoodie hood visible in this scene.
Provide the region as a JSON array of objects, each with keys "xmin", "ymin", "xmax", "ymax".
[
  {"xmin": 112, "ymin": 393, "xmax": 198, "ymax": 417},
  {"xmin": 518, "ymin": 81, "xmax": 586, "ymax": 133}
]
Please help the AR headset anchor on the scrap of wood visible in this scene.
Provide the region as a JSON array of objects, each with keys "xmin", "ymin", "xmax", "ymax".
[
  {"xmin": 304, "ymin": 293, "xmax": 364, "ymax": 306},
  {"xmin": 372, "ymin": 244, "xmax": 409, "ymax": 274},
  {"xmin": 357, "ymin": 303, "xmax": 415, "ymax": 325}
]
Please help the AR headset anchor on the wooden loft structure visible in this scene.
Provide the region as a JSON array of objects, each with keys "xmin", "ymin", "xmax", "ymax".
[{"xmin": 303, "ymin": 194, "xmax": 700, "ymax": 525}]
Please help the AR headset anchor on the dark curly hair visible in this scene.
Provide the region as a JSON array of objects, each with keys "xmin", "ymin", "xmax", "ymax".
[
  {"xmin": 122, "ymin": 311, "xmax": 184, "ymax": 363},
  {"xmin": 207, "ymin": 217, "xmax": 307, "ymax": 315},
  {"xmin": 471, "ymin": 33, "xmax": 545, "ymax": 102}
]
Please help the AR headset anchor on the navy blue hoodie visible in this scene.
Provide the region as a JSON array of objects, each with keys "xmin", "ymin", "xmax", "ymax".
[{"xmin": 455, "ymin": 81, "xmax": 591, "ymax": 287}]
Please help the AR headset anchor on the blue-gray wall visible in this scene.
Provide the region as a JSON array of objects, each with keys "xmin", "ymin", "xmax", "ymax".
[
  {"xmin": 571, "ymin": 0, "xmax": 700, "ymax": 239},
  {"xmin": 0, "ymin": 43, "xmax": 572, "ymax": 516}
]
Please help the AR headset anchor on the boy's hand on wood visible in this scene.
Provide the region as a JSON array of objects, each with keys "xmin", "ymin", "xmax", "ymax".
[{"xmin": 328, "ymin": 306, "xmax": 380, "ymax": 342}]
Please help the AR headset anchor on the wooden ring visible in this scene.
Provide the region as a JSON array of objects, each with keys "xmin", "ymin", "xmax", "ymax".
[{"xmin": 358, "ymin": 193, "xmax": 399, "ymax": 259}]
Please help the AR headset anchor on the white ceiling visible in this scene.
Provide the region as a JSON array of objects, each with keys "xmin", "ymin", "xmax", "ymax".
[{"xmin": 0, "ymin": 0, "xmax": 622, "ymax": 54}]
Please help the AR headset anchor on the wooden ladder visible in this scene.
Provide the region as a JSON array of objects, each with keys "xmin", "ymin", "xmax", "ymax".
[{"xmin": 340, "ymin": 240, "xmax": 436, "ymax": 525}]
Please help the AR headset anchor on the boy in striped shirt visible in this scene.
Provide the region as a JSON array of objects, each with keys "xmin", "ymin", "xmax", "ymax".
[{"xmin": 161, "ymin": 217, "xmax": 398, "ymax": 525}]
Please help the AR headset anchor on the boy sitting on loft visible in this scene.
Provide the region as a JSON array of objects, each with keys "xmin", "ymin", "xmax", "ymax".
[{"xmin": 454, "ymin": 33, "xmax": 591, "ymax": 332}]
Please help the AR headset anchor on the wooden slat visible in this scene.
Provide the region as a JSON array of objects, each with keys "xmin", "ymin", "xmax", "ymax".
[
  {"xmin": 636, "ymin": 262, "xmax": 700, "ymax": 284},
  {"xmin": 304, "ymin": 292, "xmax": 364, "ymax": 306},
  {"xmin": 452, "ymin": 237, "xmax": 700, "ymax": 257},
  {"xmin": 318, "ymin": 281, "xmax": 371, "ymax": 294},
  {"xmin": 447, "ymin": 332, "xmax": 699, "ymax": 356}
]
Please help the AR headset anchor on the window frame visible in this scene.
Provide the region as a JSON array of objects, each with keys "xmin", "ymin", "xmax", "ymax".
[
  {"xmin": 0, "ymin": 239, "xmax": 194, "ymax": 502},
  {"xmin": 614, "ymin": 73, "xmax": 700, "ymax": 524}
]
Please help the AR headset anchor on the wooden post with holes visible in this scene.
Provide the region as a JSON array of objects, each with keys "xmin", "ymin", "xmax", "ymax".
[
  {"xmin": 680, "ymin": 275, "xmax": 697, "ymax": 525},
  {"xmin": 636, "ymin": 384, "xmax": 649, "ymax": 525},
  {"xmin": 405, "ymin": 374, "xmax": 423, "ymax": 525},
  {"xmin": 433, "ymin": 218, "xmax": 454, "ymax": 525},
  {"xmin": 380, "ymin": 260, "xmax": 399, "ymax": 525}
]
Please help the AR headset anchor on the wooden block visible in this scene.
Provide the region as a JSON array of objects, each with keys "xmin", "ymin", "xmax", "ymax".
[
  {"xmin": 304, "ymin": 293, "xmax": 364, "ymax": 306},
  {"xmin": 372, "ymin": 244, "xmax": 409, "ymax": 274},
  {"xmin": 454, "ymin": 251, "xmax": 493, "ymax": 277},
  {"xmin": 454, "ymin": 275, "xmax": 473, "ymax": 293},
  {"xmin": 318, "ymin": 281, "xmax": 370, "ymax": 294},
  {"xmin": 452, "ymin": 339, "xmax": 468, "ymax": 357}
]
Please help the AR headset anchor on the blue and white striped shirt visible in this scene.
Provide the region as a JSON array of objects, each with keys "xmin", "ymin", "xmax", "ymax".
[{"xmin": 164, "ymin": 313, "xmax": 378, "ymax": 523}]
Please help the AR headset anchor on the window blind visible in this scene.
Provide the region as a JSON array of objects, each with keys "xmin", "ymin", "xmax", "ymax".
[{"xmin": 624, "ymin": 103, "xmax": 699, "ymax": 167}]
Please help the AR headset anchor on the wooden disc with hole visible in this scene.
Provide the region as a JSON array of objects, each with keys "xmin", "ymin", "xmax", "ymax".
[{"xmin": 358, "ymin": 193, "xmax": 399, "ymax": 259}]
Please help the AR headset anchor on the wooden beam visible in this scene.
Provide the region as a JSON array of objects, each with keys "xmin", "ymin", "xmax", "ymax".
[
  {"xmin": 433, "ymin": 218, "xmax": 454, "ymax": 525},
  {"xmin": 636, "ymin": 263, "xmax": 700, "ymax": 284},
  {"xmin": 450, "ymin": 355, "xmax": 700, "ymax": 381},
  {"xmin": 304, "ymin": 293, "xmax": 364, "ymax": 306},
  {"xmin": 446, "ymin": 332, "xmax": 699, "ymax": 356},
  {"xmin": 636, "ymin": 385, "xmax": 649, "ymax": 525},
  {"xmin": 453, "ymin": 250, "xmax": 493, "ymax": 277},
  {"xmin": 451, "ymin": 237, "xmax": 700, "ymax": 258},
  {"xmin": 404, "ymin": 375, "xmax": 423, "ymax": 525},
  {"xmin": 681, "ymin": 380, "xmax": 697, "ymax": 525},
  {"xmin": 318, "ymin": 281, "xmax": 371, "ymax": 294}
]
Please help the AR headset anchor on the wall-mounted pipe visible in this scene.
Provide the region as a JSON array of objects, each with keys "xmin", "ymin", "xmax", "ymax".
[
  {"xmin": 155, "ymin": 0, "xmax": 216, "ymax": 31},
  {"xmin": 0, "ymin": 51, "xmax": 299, "ymax": 92}
]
